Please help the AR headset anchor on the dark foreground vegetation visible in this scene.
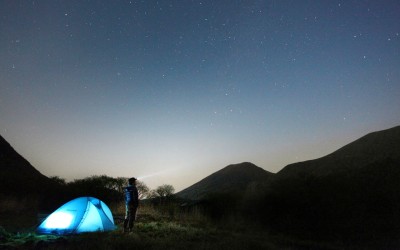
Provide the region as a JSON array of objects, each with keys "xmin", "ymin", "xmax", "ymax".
[
  {"xmin": 2, "ymin": 189, "xmax": 400, "ymax": 250},
  {"xmin": 0, "ymin": 200, "xmax": 330, "ymax": 250}
]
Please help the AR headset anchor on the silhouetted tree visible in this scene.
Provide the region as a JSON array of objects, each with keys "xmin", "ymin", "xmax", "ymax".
[
  {"xmin": 67, "ymin": 175, "xmax": 122, "ymax": 204},
  {"xmin": 155, "ymin": 184, "xmax": 175, "ymax": 198},
  {"xmin": 49, "ymin": 176, "xmax": 67, "ymax": 185},
  {"xmin": 115, "ymin": 177, "xmax": 128, "ymax": 194},
  {"xmin": 151, "ymin": 184, "xmax": 175, "ymax": 205},
  {"xmin": 136, "ymin": 180, "xmax": 150, "ymax": 199}
]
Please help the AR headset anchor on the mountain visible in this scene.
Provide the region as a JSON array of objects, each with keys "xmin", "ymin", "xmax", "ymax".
[
  {"xmin": 260, "ymin": 125, "xmax": 400, "ymax": 242},
  {"xmin": 176, "ymin": 162, "xmax": 274, "ymax": 200},
  {"xmin": 276, "ymin": 125, "xmax": 400, "ymax": 179},
  {"xmin": 174, "ymin": 126, "xmax": 400, "ymax": 244},
  {"xmin": 177, "ymin": 126, "xmax": 400, "ymax": 202},
  {"xmin": 0, "ymin": 134, "xmax": 54, "ymax": 195},
  {"xmin": 0, "ymin": 135, "xmax": 130, "ymax": 213}
]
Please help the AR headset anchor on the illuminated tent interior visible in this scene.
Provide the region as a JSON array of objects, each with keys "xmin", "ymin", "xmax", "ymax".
[{"xmin": 36, "ymin": 197, "xmax": 115, "ymax": 235}]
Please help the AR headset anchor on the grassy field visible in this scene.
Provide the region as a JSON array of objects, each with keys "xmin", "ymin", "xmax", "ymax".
[
  {"xmin": 0, "ymin": 220, "xmax": 277, "ymax": 248},
  {"xmin": 0, "ymin": 201, "xmax": 340, "ymax": 250},
  {"xmin": 1, "ymin": 201, "xmax": 391, "ymax": 250},
  {"xmin": 1, "ymin": 221, "xmax": 343, "ymax": 250}
]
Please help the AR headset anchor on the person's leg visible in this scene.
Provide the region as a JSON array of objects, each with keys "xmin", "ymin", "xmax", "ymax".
[
  {"xmin": 123, "ymin": 204, "xmax": 131, "ymax": 232},
  {"xmin": 128, "ymin": 205, "xmax": 137, "ymax": 231}
]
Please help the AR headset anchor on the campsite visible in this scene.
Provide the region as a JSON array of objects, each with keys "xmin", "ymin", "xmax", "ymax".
[{"xmin": 0, "ymin": 193, "xmax": 300, "ymax": 250}]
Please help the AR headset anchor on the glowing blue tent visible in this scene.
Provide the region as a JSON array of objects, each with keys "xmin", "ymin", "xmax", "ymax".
[{"xmin": 36, "ymin": 197, "xmax": 115, "ymax": 235}]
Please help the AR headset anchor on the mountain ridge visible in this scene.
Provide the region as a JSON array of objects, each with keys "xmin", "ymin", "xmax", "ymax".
[
  {"xmin": 276, "ymin": 125, "xmax": 400, "ymax": 179},
  {"xmin": 0, "ymin": 135, "xmax": 46, "ymax": 175},
  {"xmin": 0, "ymin": 134, "xmax": 54, "ymax": 195},
  {"xmin": 177, "ymin": 125, "xmax": 400, "ymax": 200},
  {"xmin": 176, "ymin": 162, "xmax": 273, "ymax": 200}
]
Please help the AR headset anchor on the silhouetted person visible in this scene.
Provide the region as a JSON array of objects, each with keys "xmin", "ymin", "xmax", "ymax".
[{"xmin": 123, "ymin": 177, "xmax": 139, "ymax": 233}]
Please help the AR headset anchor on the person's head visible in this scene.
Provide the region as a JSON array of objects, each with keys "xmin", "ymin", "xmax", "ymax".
[{"xmin": 128, "ymin": 177, "xmax": 137, "ymax": 185}]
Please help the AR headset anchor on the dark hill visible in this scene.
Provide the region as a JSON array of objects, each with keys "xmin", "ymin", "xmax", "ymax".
[
  {"xmin": 176, "ymin": 162, "xmax": 273, "ymax": 200},
  {"xmin": 276, "ymin": 125, "xmax": 400, "ymax": 179},
  {"xmin": 0, "ymin": 135, "xmax": 53, "ymax": 195},
  {"xmin": 0, "ymin": 135, "xmax": 68, "ymax": 213},
  {"xmin": 260, "ymin": 125, "xmax": 400, "ymax": 244}
]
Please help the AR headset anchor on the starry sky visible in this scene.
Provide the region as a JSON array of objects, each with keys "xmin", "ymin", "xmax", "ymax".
[{"xmin": 1, "ymin": 0, "xmax": 399, "ymax": 191}]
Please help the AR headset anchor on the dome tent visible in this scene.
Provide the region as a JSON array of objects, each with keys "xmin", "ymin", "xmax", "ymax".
[{"xmin": 36, "ymin": 197, "xmax": 115, "ymax": 235}]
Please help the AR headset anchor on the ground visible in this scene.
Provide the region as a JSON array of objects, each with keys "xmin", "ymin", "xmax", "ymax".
[
  {"xmin": 0, "ymin": 203, "xmax": 386, "ymax": 250},
  {"xmin": 0, "ymin": 212, "xmax": 343, "ymax": 250}
]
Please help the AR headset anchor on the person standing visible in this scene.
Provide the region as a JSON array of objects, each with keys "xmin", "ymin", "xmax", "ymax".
[{"xmin": 123, "ymin": 177, "xmax": 139, "ymax": 233}]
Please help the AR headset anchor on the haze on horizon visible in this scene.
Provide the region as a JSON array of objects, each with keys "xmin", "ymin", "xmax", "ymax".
[{"xmin": 0, "ymin": 1, "xmax": 399, "ymax": 191}]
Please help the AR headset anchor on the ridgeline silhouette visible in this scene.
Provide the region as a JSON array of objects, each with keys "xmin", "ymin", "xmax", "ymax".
[
  {"xmin": 176, "ymin": 162, "xmax": 273, "ymax": 200},
  {"xmin": 0, "ymin": 135, "xmax": 56, "ymax": 195}
]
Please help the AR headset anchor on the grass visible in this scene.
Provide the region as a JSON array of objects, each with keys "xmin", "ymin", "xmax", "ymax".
[
  {"xmin": 0, "ymin": 223, "xmax": 291, "ymax": 250},
  {"xmin": 1, "ymin": 201, "xmax": 385, "ymax": 250},
  {"xmin": 0, "ymin": 202, "xmax": 293, "ymax": 250}
]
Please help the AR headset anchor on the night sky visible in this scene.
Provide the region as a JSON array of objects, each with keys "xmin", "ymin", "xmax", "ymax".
[{"xmin": 1, "ymin": 1, "xmax": 399, "ymax": 191}]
